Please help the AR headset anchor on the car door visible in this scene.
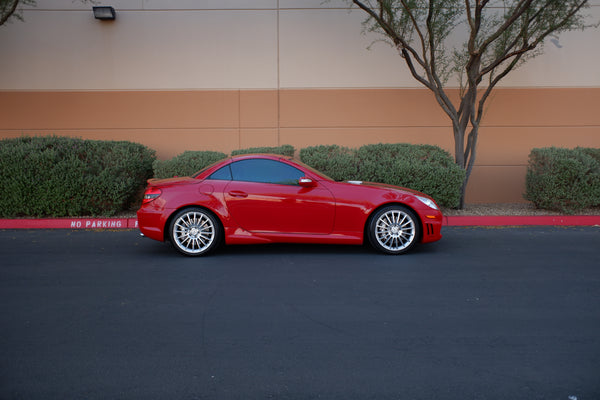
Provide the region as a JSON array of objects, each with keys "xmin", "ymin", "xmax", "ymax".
[{"xmin": 223, "ymin": 159, "xmax": 335, "ymax": 234}]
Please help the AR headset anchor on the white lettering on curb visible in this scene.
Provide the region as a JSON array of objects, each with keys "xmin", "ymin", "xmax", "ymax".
[
  {"xmin": 69, "ymin": 220, "xmax": 124, "ymax": 229},
  {"xmin": 84, "ymin": 220, "xmax": 123, "ymax": 228}
]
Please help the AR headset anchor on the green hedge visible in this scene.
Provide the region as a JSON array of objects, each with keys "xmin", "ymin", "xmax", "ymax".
[
  {"xmin": 299, "ymin": 145, "xmax": 358, "ymax": 182},
  {"xmin": 23, "ymin": 139, "xmax": 598, "ymax": 216},
  {"xmin": 153, "ymin": 145, "xmax": 296, "ymax": 178},
  {"xmin": 0, "ymin": 136, "xmax": 155, "ymax": 217},
  {"xmin": 231, "ymin": 144, "xmax": 295, "ymax": 157},
  {"xmin": 300, "ymin": 143, "xmax": 465, "ymax": 208},
  {"xmin": 525, "ymin": 147, "xmax": 600, "ymax": 214},
  {"xmin": 152, "ymin": 151, "xmax": 227, "ymax": 179}
]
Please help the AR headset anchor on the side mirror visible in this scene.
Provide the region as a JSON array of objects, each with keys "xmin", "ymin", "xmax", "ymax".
[{"xmin": 299, "ymin": 177, "xmax": 316, "ymax": 187}]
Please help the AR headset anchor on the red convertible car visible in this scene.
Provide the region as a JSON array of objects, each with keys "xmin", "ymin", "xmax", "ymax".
[{"xmin": 137, "ymin": 154, "xmax": 443, "ymax": 256}]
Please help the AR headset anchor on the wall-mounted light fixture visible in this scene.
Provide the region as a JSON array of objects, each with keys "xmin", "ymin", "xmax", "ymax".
[{"xmin": 93, "ymin": 6, "xmax": 116, "ymax": 21}]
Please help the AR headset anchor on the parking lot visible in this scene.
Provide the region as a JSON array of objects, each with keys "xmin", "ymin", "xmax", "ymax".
[{"xmin": 1, "ymin": 226, "xmax": 599, "ymax": 399}]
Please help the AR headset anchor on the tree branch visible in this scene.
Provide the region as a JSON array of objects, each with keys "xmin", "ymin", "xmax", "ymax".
[
  {"xmin": 479, "ymin": 0, "xmax": 588, "ymax": 78},
  {"xmin": 0, "ymin": 0, "xmax": 20, "ymax": 26},
  {"xmin": 465, "ymin": 0, "xmax": 475, "ymax": 32},
  {"xmin": 399, "ymin": 0, "xmax": 429, "ymax": 62},
  {"xmin": 478, "ymin": 0, "xmax": 534, "ymax": 54},
  {"xmin": 476, "ymin": 54, "xmax": 523, "ymax": 127},
  {"xmin": 352, "ymin": 0, "xmax": 429, "ymax": 70}
]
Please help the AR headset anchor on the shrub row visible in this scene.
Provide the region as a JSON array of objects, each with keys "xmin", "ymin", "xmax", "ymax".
[
  {"xmin": 300, "ymin": 143, "xmax": 465, "ymax": 208},
  {"xmin": 153, "ymin": 143, "xmax": 464, "ymax": 207},
  {"xmin": 0, "ymin": 136, "xmax": 155, "ymax": 217},
  {"xmin": 12, "ymin": 138, "xmax": 594, "ymax": 217},
  {"xmin": 153, "ymin": 151, "xmax": 228, "ymax": 179},
  {"xmin": 231, "ymin": 144, "xmax": 295, "ymax": 157},
  {"xmin": 525, "ymin": 147, "xmax": 600, "ymax": 214},
  {"xmin": 152, "ymin": 145, "xmax": 295, "ymax": 179}
]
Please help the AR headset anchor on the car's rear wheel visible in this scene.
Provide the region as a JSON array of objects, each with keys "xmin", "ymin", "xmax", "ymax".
[
  {"xmin": 368, "ymin": 205, "xmax": 420, "ymax": 255},
  {"xmin": 168, "ymin": 208, "xmax": 222, "ymax": 256}
]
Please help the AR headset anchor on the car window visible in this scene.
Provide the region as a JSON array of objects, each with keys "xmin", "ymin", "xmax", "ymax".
[
  {"xmin": 230, "ymin": 159, "xmax": 304, "ymax": 185},
  {"xmin": 208, "ymin": 165, "xmax": 232, "ymax": 180},
  {"xmin": 192, "ymin": 158, "xmax": 229, "ymax": 178}
]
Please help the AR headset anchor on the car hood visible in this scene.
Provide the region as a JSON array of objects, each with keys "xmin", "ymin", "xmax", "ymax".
[{"xmin": 344, "ymin": 180, "xmax": 425, "ymax": 196}]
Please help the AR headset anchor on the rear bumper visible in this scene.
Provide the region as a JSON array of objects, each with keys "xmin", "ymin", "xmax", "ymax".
[{"xmin": 137, "ymin": 208, "xmax": 168, "ymax": 242}]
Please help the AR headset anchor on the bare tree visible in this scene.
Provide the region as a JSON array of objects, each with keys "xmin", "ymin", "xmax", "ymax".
[
  {"xmin": 0, "ymin": 0, "xmax": 35, "ymax": 26},
  {"xmin": 350, "ymin": 0, "xmax": 595, "ymax": 208}
]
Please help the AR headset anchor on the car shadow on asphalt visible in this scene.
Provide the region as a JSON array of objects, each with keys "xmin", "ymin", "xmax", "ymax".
[{"xmin": 137, "ymin": 239, "xmax": 442, "ymax": 258}]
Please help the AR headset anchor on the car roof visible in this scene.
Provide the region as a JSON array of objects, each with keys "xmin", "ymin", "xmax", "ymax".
[{"xmin": 229, "ymin": 153, "xmax": 292, "ymax": 162}]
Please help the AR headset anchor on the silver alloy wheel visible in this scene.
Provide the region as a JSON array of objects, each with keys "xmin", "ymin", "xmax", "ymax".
[
  {"xmin": 172, "ymin": 210, "xmax": 216, "ymax": 255},
  {"xmin": 373, "ymin": 208, "xmax": 416, "ymax": 253}
]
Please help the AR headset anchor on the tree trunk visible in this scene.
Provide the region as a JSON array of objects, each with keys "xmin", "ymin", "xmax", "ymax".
[
  {"xmin": 453, "ymin": 123, "xmax": 469, "ymax": 210},
  {"xmin": 452, "ymin": 87, "xmax": 480, "ymax": 210}
]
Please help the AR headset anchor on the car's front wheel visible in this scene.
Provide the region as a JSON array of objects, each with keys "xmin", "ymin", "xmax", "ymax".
[
  {"xmin": 168, "ymin": 208, "xmax": 222, "ymax": 256},
  {"xmin": 367, "ymin": 205, "xmax": 421, "ymax": 254}
]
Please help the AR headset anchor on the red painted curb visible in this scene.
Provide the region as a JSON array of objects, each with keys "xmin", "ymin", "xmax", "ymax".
[
  {"xmin": 1, "ymin": 216, "xmax": 599, "ymax": 229},
  {"xmin": 444, "ymin": 215, "xmax": 600, "ymax": 226},
  {"xmin": 0, "ymin": 218, "xmax": 138, "ymax": 229}
]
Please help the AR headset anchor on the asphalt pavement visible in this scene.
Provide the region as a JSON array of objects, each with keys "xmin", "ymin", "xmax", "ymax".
[{"xmin": 1, "ymin": 227, "xmax": 599, "ymax": 400}]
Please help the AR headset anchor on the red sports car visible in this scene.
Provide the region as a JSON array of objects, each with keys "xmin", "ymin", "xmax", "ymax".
[{"xmin": 137, "ymin": 154, "xmax": 443, "ymax": 256}]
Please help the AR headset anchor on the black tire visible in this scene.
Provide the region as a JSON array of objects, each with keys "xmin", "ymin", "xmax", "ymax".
[
  {"xmin": 367, "ymin": 205, "xmax": 421, "ymax": 255},
  {"xmin": 168, "ymin": 208, "xmax": 222, "ymax": 256}
]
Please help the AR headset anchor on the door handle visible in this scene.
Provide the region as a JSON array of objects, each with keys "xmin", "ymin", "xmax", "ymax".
[{"xmin": 228, "ymin": 190, "xmax": 248, "ymax": 198}]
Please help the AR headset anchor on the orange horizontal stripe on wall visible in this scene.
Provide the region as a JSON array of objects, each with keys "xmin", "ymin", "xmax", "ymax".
[
  {"xmin": 1, "ymin": 88, "xmax": 599, "ymax": 204},
  {"xmin": 2, "ymin": 88, "xmax": 600, "ymax": 130}
]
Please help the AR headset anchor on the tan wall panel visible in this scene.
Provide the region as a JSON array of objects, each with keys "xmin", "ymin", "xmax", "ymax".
[
  {"xmin": 279, "ymin": 127, "xmax": 454, "ymax": 154},
  {"xmin": 2, "ymin": 3, "xmax": 599, "ymax": 90},
  {"xmin": 466, "ymin": 166, "xmax": 528, "ymax": 204},
  {"xmin": 483, "ymin": 88, "xmax": 600, "ymax": 127},
  {"xmin": 22, "ymin": 0, "xmax": 141, "ymax": 9},
  {"xmin": 477, "ymin": 126, "xmax": 600, "ymax": 166},
  {"xmin": 239, "ymin": 91, "xmax": 278, "ymax": 128},
  {"xmin": 0, "ymin": 91, "xmax": 240, "ymax": 130},
  {"xmin": 278, "ymin": 8, "xmax": 413, "ymax": 88},
  {"xmin": 0, "ymin": 9, "xmax": 278, "ymax": 90},
  {"xmin": 0, "ymin": 129, "xmax": 240, "ymax": 160},
  {"xmin": 142, "ymin": 0, "xmax": 278, "ymax": 9},
  {"xmin": 1, "ymin": 87, "xmax": 599, "ymax": 204},
  {"xmin": 280, "ymin": 0, "xmax": 349, "ymax": 8},
  {"xmin": 494, "ymin": 5, "xmax": 600, "ymax": 88},
  {"xmin": 279, "ymin": 6, "xmax": 600, "ymax": 88},
  {"xmin": 3, "ymin": 128, "xmax": 282, "ymax": 159},
  {"xmin": 280, "ymin": 89, "xmax": 451, "ymax": 128},
  {"xmin": 281, "ymin": 88, "xmax": 600, "ymax": 129},
  {"xmin": 240, "ymin": 128, "xmax": 280, "ymax": 149}
]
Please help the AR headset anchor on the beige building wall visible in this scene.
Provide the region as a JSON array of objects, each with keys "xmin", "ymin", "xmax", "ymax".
[{"xmin": 1, "ymin": 1, "xmax": 599, "ymax": 203}]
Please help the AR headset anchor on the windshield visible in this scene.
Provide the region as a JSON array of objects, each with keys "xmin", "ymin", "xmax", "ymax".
[{"xmin": 290, "ymin": 159, "xmax": 334, "ymax": 181}]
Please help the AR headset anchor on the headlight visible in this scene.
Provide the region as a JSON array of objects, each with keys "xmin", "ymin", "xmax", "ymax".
[{"xmin": 416, "ymin": 195, "xmax": 439, "ymax": 210}]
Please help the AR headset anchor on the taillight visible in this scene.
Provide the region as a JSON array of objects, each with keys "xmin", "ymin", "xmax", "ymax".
[{"xmin": 142, "ymin": 188, "xmax": 162, "ymax": 204}]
